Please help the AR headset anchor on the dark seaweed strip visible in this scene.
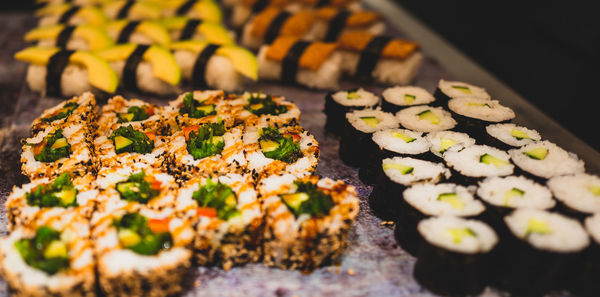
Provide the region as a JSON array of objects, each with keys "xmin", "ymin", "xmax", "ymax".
[
  {"xmin": 252, "ymin": 0, "xmax": 270, "ymax": 13},
  {"xmin": 281, "ymin": 41, "xmax": 311, "ymax": 84},
  {"xmin": 46, "ymin": 50, "xmax": 75, "ymax": 97},
  {"xmin": 58, "ymin": 6, "xmax": 80, "ymax": 24},
  {"xmin": 316, "ymin": 0, "xmax": 331, "ymax": 7},
  {"xmin": 55, "ymin": 26, "xmax": 76, "ymax": 48},
  {"xmin": 180, "ymin": 19, "xmax": 203, "ymax": 40},
  {"xmin": 117, "ymin": 21, "xmax": 141, "ymax": 44},
  {"xmin": 192, "ymin": 44, "xmax": 220, "ymax": 87},
  {"xmin": 176, "ymin": 0, "xmax": 196, "ymax": 15},
  {"xmin": 324, "ymin": 10, "xmax": 351, "ymax": 42},
  {"xmin": 123, "ymin": 45, "xmax": 150, "ymax": 92},
  {"xmin": 264, "ymin": 11, "xmax": 291, "ymax": 44},
  {"xmin": 116, "ymin": 0, "xmax": 136, "ymax": 19},
  {"xmin": 355, "ymin": 35, "xmax": 391, "ymax": 81}
]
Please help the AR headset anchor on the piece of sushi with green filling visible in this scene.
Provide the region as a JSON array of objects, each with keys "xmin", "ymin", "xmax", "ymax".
[
  {"xmin": 30, "ymin": 92, "xmax": 98, "ymax": 135},
  {"xmin": 477, "ymin": 175, "xmax": 555, "ymax": 210},
  {"xmin": 98, "ymin": 95, "xmax": 168, "ymax": 135},
  {"xmin": 164, "ymin": 90, "xmax": 237, "ymax": 131},
  {"xmin": 404, "ymin": 183, "xmax": 485, "ymax": 217},
  {"xmin": 434, "ymin": 79, "xmax": 491, "ymax": 102},
  {"xmin": 176, "ymin": 174, "xmax": 262, "ymax": 270},
  {"xmin": 230, "ymin": 91, "xmax": 300, "ymax": 126},
  {"xmin": 509, "ymin": 140, "xmax": 585, "ymax": 180},
  {"xmin": 485, "ymin": 123, "xmax": 541, "ymax": 150},
  {"xmin": 443, "ymin": 145, "xmax": 514, "ymax": 181},
  {"xmin": 425, "ymin": 130, "xmax": 476, "ymax": 158},
  {"xmin": 548, "ymin": 173, "xmax": 600, "ymax": 215},
  {"xmin": 382, "ymin": 86, "xmax": 435, "ymax": 113},
  {"xmin": 0, "ymin": 212, "xmax": 95, "ymax": 297},
  {"xmin": 324, "ymin": 88, "xmax": 379, "ymax": 135},
  {"xmin": 258, "ymin": 174, "xmax": 359, "ymax": 270},
  {"xmin": 243, "ymin": 123, "xmax": 319, "ymax": 178},
  {"xmin": 395, "ymin": 105, "xmax": 457, "ymax": 132},
  {"xmin": 92, "ymin": 206, "xmax": 194, "ymax": 297}
]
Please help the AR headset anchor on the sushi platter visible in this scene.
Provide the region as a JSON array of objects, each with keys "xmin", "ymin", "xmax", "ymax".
[{"xmin": 1, "ymin": 0, "xmax": 600, "ymax": 297}]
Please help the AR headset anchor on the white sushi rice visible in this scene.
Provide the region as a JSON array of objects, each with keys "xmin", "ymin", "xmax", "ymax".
[
  {"xmin": 444, "ymin": 145, "xmax": 514, "ymax": 178},
  {"xmin": 584, "ymin": 213, "xmax": 600, "ymax": 245},
  {"xmin": 338, "ymin": 51, "xmax": 423, "ymax": 86},
  {"xmin": 396, "ymin": 105, "xmax": 457, "ymax": 132},
  {"xmin": 331, "ymin": 88, "xmax": 380, "ymax": 107},
  {"xmin": 477, "ymin": 176, "xmax": 555, "ymax": 209},
  {"xmin": 417, "ymin": 216, "xmax": 498, "ymax": 254},
  {"xmin": 426, "ymin": 130, "xmax": 476, "ymax": 157},
  {"xmin": 346, "ymin": 108, "xmax": 398, "ymax": 133},
  {"xmin": 486, "ymin": 123, "xmax": 541, "ymax": 147},
  {"xmin": 509, "ymin": 141, "xmax": 585, "ymax": 179},
  {"xmin": 438, "ymin": 80, "xmax": 491, "ymax": 100},
  {"xmin": 27, "ymin": 64, "xmax": 94, "ymax": 97},
  {"xmin": 548, "ymin": 174, "xmax": 600, "ymax": 214},
  {"xmin": 404, "ymin": 183, "xmax": 485, "ymax": 216},
  {"xmin": 382, "ymin": 86, "xmax": 435, "ymax": 107},
  {"xmin": 372, "ymin": 128, "xmax": 430, "ymax": 155},
  {"xmin": 504, "ymin": 209, "xmax": 590, "ymax": 253},
  {"xmin": 382, "ymin": 157, "xmax": 451, "ymax": 186},
  {"xmin": 448, "ymin": 97, "xmax": 515, "ymax": 122},
  {"xmin": 110, "ymin": 60, "xmax": 180, "ymax": 96}
]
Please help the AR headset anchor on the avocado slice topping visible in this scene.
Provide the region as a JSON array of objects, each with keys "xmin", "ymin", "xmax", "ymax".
[
  {"xmin": 50, "ymin": 138, "xmax": 68, "ymax": 150},
  {"xmin": 510, "ymin": 129, "xmax": 531, "ymax": 140},
  {"xmin": 480, "ymin": 153, "xmax": 509, "ymax": 167},
  {"xmin": 391, "ymin": 132, "xmax": 416, "ymax": 143},
  {"xmin": 437, "ymin": 193, "xmax": 465, "ymax": 210},
  {"xmin": 451, "ymin": 85, "xmax": 472, "ymax": 94},
  {"xmin": 447, "ymin": 228, "xmax": 476, "ymax": 243},
  {"xmin": 281, "ymin": 192, "xmax": 310, "ymax": 211},
  {"xmin": 417, "ymin": 110, "xmax": 440, "ymax": 125},
  {"xmin": 503, "ymin": 187, "xmax": 525, "ymax": 206},
  {"xmin": 43, "ymin": 240, "xmax": 68, "ymax": 259},
  {"xmin": 114, "ymin": 136, "xmax": 134, "ymax": 151},
  {"xmin": 54, "ymin": 188, "xmax": 77, "ymax": 206},
  {"xmin": 382, "ymin": 163, "xmax": 414, "ymax": 174},
  {"xmin": 439, "ymin": 138, "xmax": 457, "ymax": 153},
  {"xmin": 404, "ymin": 94, "xmax": 416, "ymax": 104},
  {"xmin": 526, "ymin": 218, "xmax": 552, "ymax": 236},
  {"xmin": 260, "ymin": 139, "xmax": 280, "ymax": 153},
  {"xmin": 524, "ymin": 147, "xmax": 548, "ymax": 160},
  {"xmin": 117, "ymin": 229, "xmax": 142, "ymax": 247},
  {"xmin": 360, "ymin": 116, "xmax": 379, "ymax": 128}
]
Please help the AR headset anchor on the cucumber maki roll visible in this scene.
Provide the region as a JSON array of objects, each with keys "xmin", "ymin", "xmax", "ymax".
[
  {"xmin": 158, "ymin": 0, "xmax": 223, "ymax": 23},
  {"xmin": 102, "ymin": 0, "xmax": 162, "ymax": 21},
  {"xmin": 230, "ymin": 91, "xmax": 301, "ymax": 127},
  {"xmin": 447, "ymin": 97, "xmax": 516, "ymax": 139},
  {"xmin": 35, "ymin": 3, "xmax": 107, "ymax": 27},
  {"xmin": 164, "ymin": 90, "xmax": 237, "ymax": 131},
  {"xmin": 309, "ymin": 8, "xmax": 385, "ymax": 42},
  {"xmin": 243, "ymin": 123, "xmax": 319, "ymax": 179},
  {"xmin": 425, "ymin": 130, "xmax": 476, "ymax": 158},
  {"xmin": 104, "ymin": 20, "xmax": 171, "ymax": 46},
  {"xmin": 241, "ymin": 8, "xmax": 317, "ymax": 50},
  {"xmin": 324, "ymin": 88, "xmax": 379, "ymax": 136},
  {"xmin": 30, "ymin": 92, "xmax": 97, "ymax": 135},
  {"xmin": 484, "ymin": 123, "xmax": 542, "ymax": 151},
  {"xmin": 258, "ymin": 174, "xmax": 359, "ymax": 270},
  {"xmin": 443, "ymin": 145, "xmax": 514, "ymax": 185},
  {"xmin": 548, "ymin": 173, "xmax": 600, "ymax": 218},
  {"xmin": 25, "ymin": 24, "xmax": 114, "ymax": 51},
  {"xmin": 382, "ymin": 86, "xmax": 436, "ymax": 113},
  {"xmin": 434, "ymin": 79, "xmax": 491, "ymax": 105},
  {"xmin": 509, "ymin": 140, "xmax": 585, "ymax": 181},
  {"xmin": 98, "ymin": 95, "xmax": 168, "ymax": 135},
  {"xmin": 176, "ymin": 174, "xmax": 263, "ymax": 270},
  {"xmin": 0, "ymin": 212, "xmax": 95, "ymax": 297},
  {"xmin": 395, "ymin": 105, "xmax": 457, "ymax": 132},
  {"xmin": 161, "ymin": 16, "xmax": 235, "ymax": 44},
  {"xmin": 92, "ymin": 206, "xmax": 194, "ymax": 297},
  {"xmin": 5, "ymin": 173, "xmax": 97, "ymax": 231}
]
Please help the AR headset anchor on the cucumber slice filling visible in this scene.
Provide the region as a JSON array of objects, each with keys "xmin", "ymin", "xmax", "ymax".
[
  {"xmin": 192, "ymin": 178, "xmax": 239, "ymax": 221},
  {"xmin": 179, "ymin": 92, "xmax": 217, "ymax": 118},
  {"xmin": 32, "ymin": 128, "xmax": 71, "ymax": 162},
  {"xmin": 258, "ymin": 127, "xmax": 302, "ymax": 163},
  {"xmin": 245, "ymin": 92, "xmax": 287, "ymax": 116},
  {"xmin": 109, "ymin": 125, "xmax": 154, "ymax": 154},
  {"xmin": 14, "ymin": 226, "xmax": 70, "ymax": 275},
  {"xmin": 186, "ymin": 122, "xmax": 226, "ymax": 160},
  {"xmin": 117, "ymin": 105, "xmax": 151, "ymax": 123},
  {"xmin": 280, "ymin": 181, "xmax": 333, "ymax": 217},
  {"xmin": 113, "ymin": 213, "xmax": 172, "ymax": 255},
  {"xmin": 116, "ymin": 171, "xmax": 160, "ymax": 203},
  {"xmin": 26, "ymin": 173, "xmax": 78, "ymax": 208}
]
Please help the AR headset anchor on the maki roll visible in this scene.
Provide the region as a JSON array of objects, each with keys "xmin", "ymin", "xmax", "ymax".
[
  {"xmin": 5, "ymin": 173, "xmax": 97, "ymax": 231},
  {"xmin": 324, "ymin": 88, "xmax": 379, "ymax": 136},
  {"xmin": 258, "ymin": 174, "xmax": 359, "ymax": 270},
  {"xmin": 104, "ymin": 20, "xmax": 171, "ymax": 46},
  {"xmin": 30, "ymin": 92, "xmax": 97, "ymax": 135},
  {"xmin": 243, "ymin": 123, "xmax": 319, "ymax": 179},
  {"xmin": 578, "ymin": 214, "xmax": 600, "ymax": 297},
  {"xmin": 336, "ymin": 31, "xmax": 422, "ymax": 85},
  {"xmin": 92, "ymin": 206, "xmax": 194, "ymax": 297},
  {"xmin": 25, "ymin": 24, "xmax": 114, "ymax": 51},
  {"xmin": 158, "ymin": 0, "xmax": 223, "ymax": 23},
  {"xmin": 102, "ymin": 0, "xmax": 162, "ymax": 21},
  {"xmin": 485, "ymin": 123, "xmax": 541, "ymax": 151},
  {"xmin": 0, "ymin": 213, "xmax": 95, "ymax": 297},
  {"xmin": 230, "ymin": 91, "xmax": 301, "ymax": 126},
  {"xmin": 95, "ymin": 44, "xmax": 181, "ymax": 95},
  {"xmin": 15, "ymin": 47, "xmax": 118, "ymax": 97},
  {"xmin": 425, "ymin": 130, "xmax": 476, "ymax": 159},
  {"xmin": 166, "ymin": 123, "xmax": 247, "ymax": 178},
  {"xmin": 509, "ymin": 140, "xmax": 585, "ymax": 181},
  {"xmin": 381, "ymin": 86, "xmax": 436, "ymax": 113},
  {"xmin": 395, "ymin": 105, "xmax": 457, "ymax": 132},
  {"xmin": 434, "ymin": 79, "xmax": 491, "ymax": 105},
  {"xmin": 309, "ymin": 8, "xmax": 385, "ymax": 42},
  {"xmin": 161, "ymin": 16, "xmax": 235, "ymax": 44},
  {"xmin": 170, "ymin": 40, "xmax": 258, "ymax": 92},
  {"xmin": 98, "ymin": 95, "xmax": 168, "ymax": 135},
  {"xmin": 447, "ymin": 97, "xmax": 515, "ymax": 139},
  {"xmin": 443, "ymin": 144, "xmax": 514, "ymax": 184},
  {"xmin": 35, "ymin": 3, "xmax": 107, "ymax": 26},
  {"xmin": 548, "ymin": 174, "xmax": 600, "ymax": 218},
  {"xmin": 164, "ymin": 90, "xmax": 237, "ymax": 131},
  {"xmin": 413, "ymin": 216, "xmax": 498, "ymax": 296},
  {"xmin": 241, "ymin": 8, "xmax": 316, "ymax": 50},
  {"xmin": 338, "ymin": 108, "xmax": 397, "ymax": 167},
  {"xmin": 176, "ymin": 174, "xmax": 262, "ymax": 270},
  {"xmin": 257, "ymin": 36, "xmax": 341, "ymax": 90}
]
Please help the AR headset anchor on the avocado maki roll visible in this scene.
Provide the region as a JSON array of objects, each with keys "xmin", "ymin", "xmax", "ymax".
[
  {"xmin": 36, "ymin": 3, "xmax": 108, "ymax": 27},
  {"xmin": 484, "ymin": 123, "xmax": 542, "ymax": 151},
  {"xmin": 162, "ymin": 16, "xmax": 235, "ymax": 44},
  {"xmin": 0, "ymin": 212, "xmax": 95, "ymax": 297},
  {"xmin": 382, "ymin": 86, "xmax": 436, "ymax": 113},
  {"xmin": 98, "ymin": 95, "xmax": 168, "ymax": 136},
  {"xmin": 258, "ymin": 174, "xmax": 359, "ymax": 270},
  {"xmin": 434, "ymin": 79, "xmax": 491, "ymax": 105},
  {"xmin": 243, "ymin": 123, "xmax": 319, "ymax": 179},
  {"xmin": 176, "ymin": 174, "xmax": 263, "ymax": 270},
  {"xmin": 25, "ymin": 24, "xmax": 114, "ymax": 51},
  {"xmin": 104, "ymin": 20, "xmax": 171, "ymax": 46},
  {"xmin": 548, "ymin": 173, "xmax": 600, "ymax": 218},
  {"xmin": 324, "ymin": 88, "xmax": 379, "ymax": 136},
  {"xmin": 447, "ymin": 97, "xmax": 516, "ymax": 139},
  {"xmin": 509, "ymin": 140, "xmax": 585, "ymax": 181},
  {"xmin": 425, "ymin": 130, "xmax": 476, "ymax": 158},
  {"xmin": 92, "ymin": 206, "xmax": 194, "ymax": 297},
  {"xmin": 30, "ymin": 92, "xmax": 97, "ymax": 135},
  {"xmin": 443, "ymin": 145, "xmax": 514, "ymax": 185},
  {"xmin": 230, "ymin": 91, "xmax": 301, "ymax": 126},
  {"xmin": 241, "ymin": 8, "xmax": 317, "ymax": 50},
  {"xmin": 395, "ymin": 105, "xmax": 457, "ymax": 132},
  {"xmin": 102, "ymin": 0, "xmax": 162, "ymax": 21},
  {"xmin": 164, "ymin": 90, "xmax": 237, "ymax": 131}
]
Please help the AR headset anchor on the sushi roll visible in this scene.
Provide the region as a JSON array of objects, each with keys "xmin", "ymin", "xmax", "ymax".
[
  {"xmin": 547, "ymin": 174, "xmax": 600, "ymax": 219},
  {"xmin": 176, "ymin": 174, "xmax": 263, "ymax": 270},
  {"xmin": 92, "ymin": 206, "xmax": 194, "ymax": 297},
  {"xmin": 381, "ymin": 86, "xmax": 436, "ymax": 113},
  {"xmin": 25, "ymin": 24, "xmax": 114, "ymax": 51},
  {"xmin": 324, "ymin": 88, "xmax": 379, "ymax": 136},
  {"xmin": 163, "ymin": 90, "xmax": 237, "ymax": 131},
  {"xmin": 15, "ymin": 47, "xmax": 118, "ymax": 97},
  {"xmin": 243, "ymin": 123, "xmax": 319, "ymax": 179},
  {"xmin": 434, "ymin": 79, "xmax": 491, "ymax": 105},
  {"xmin": 336, "ymin": 31, "xmax": 422, "ymax": 85},
  {"xmin": 230, "ymin": 91, "xmax": 301, "ymax": 126},
  {"xmin": 577, "ymin": 214, "xmax": 600, "ymax": 297},
  {"xmin": 30, "ymin": 92, "xmax": 97, "ymax": 135},
  {"xmin": 5, "ymin": 173, "xmax": 97, "ymax": 231},
  {"xmin": 95, "ymin": 44, "xmax": 181, "ymax": 95},
  {"xmin": 158, "ymin": 0, "xmax": 223, "ymax": 23},
  {"xmin": 166, "ymin": 122, "xmax": 247, "ymax": 178},
  {"xmin": 22, "ymin": 123, "xmax": 97, "ymax": 180},
  {"xmin": 308, "ymin": 8, "xmax": 385, "ymax": 42},
  {"xmin": 98, "ymin": 95, "xmax": 168, "ymax": 136},
  {"xmin": 338, "ymin": 108, "xmax": 397, "ymax": 167},
  {"xmin": 0, "ymin": 212, "xmax": 95, "ymax": 297},
  {"xmin": 413, "ymin": 216, "xmax": 498, "ymax": 296},
  {"xmin": 447, "ymin": 97, "xmax": 516, "ymax": 139},
  {"xmin": 257, "ymin": 36, "xmax": 342, "ymax": 90},
  {"xmin": 425, "ymin": 130, "xmax": 476, "ymax": 159},
  {"xmin": 443, "ymin": 144, "xmax": 514, "ymax": 185},
  {"xmin": 369, "ymin": 157, "xmax": 451, "ymax": 220},
  {"xmin": 104, "ymin": 20, "xmax": 171, "ymax": 46},
  {"xmin": 258, "ymin": 174, "xmax": 359, "ymax": 270},
  {"xmin": 170, "ymin": 40, "xmax": 258, "ymax": 92},
  {"xmin": 102, "ymin": 0, "xmax": 162, "ymax": 21},
  {"xmin": 485, "ymin": 123, "xmax": 542, "ymax": 151},
  {"xmin": 35, "ymin": 3, "xmax": 108, "ymax": 27},
  {"xmin": 161, "ymin": 16, "xmax": 235, "ymax": 44},
  {"xmin": 509, "ymin": 140, "xmax": 585, "ymax": 181},
  {"xmin": 395, "ymin": 105, "xmax": 457, "ymax": 133},
  {"xmin": 241, "ymin": 8, "xmax": 317, "ymax": 50}
]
